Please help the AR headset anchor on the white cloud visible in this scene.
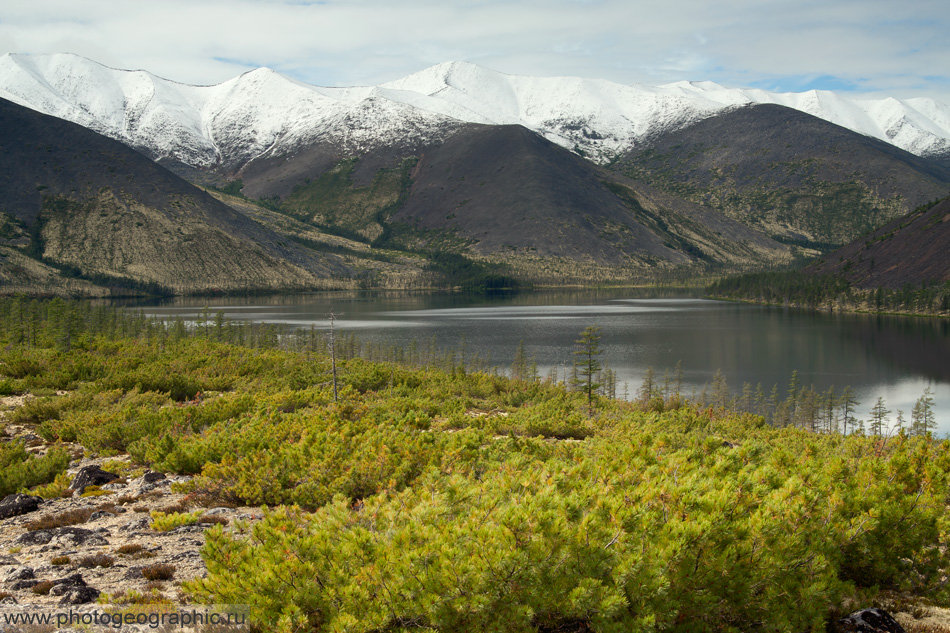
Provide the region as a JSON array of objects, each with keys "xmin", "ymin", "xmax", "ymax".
[{"xmin": 1, "ymin": 0, "xmax": 948, "ymax": 102}]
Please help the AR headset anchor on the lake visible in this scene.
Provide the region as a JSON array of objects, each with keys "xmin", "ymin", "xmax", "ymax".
[{"xmin": 129, "ymin": 288, "xmax": 950, "ymax": 434}]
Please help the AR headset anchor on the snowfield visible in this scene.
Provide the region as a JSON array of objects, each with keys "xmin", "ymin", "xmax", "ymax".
[{"xmin": 2, "ymin": 53, "xmax": 949, "ymax": 170}]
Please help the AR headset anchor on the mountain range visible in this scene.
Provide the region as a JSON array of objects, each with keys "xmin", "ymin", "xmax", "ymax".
[
  {"xmin": 4, "ymin": 54, "xmax": 950, "ymax": 170},
  {"xmin": 1, "ymin": 53, "xmax": 949, "ymax": 295}
]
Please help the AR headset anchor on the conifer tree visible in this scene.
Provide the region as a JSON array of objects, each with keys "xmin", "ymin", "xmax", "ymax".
[
  {"xmin": 911, "ymin": 388, "xmax": 937, "ymax": 436},
  {"xmin": 869, "ymin": 397, "xmax": 890, "ymax": 436},
  {"xmin": 511, "ymin": 340, "xmax": 529, "ymax": 381},
  {"xmin": 840, "ymin": 386, "xmax": 858, "ymax": 435},
  {"xmin": 571, "ymin": 326, "xmax": 603, "ymax": 414}
]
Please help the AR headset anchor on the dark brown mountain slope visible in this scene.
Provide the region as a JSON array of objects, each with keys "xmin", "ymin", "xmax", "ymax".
[
  {"xmin": 809, "ymin": 197, "xmax": 950, "ymax": 289},
  {"xmin": 236, "ymin": 123, "xmax": 794, "ymax": 273},
  {"xmin": 0, "ymin": 98, "xmax": 360, "ymax": 295},
  {"xmin": 616, "ymin": 104, "xmax": 950, "ymax": 247},
  {"xmin": 396, "ymin": 125, "xmax": 684, "ymax": 264}
]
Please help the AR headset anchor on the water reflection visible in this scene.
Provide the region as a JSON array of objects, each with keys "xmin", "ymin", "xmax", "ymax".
[{"xmin": 129, "ymin": 289, "xmax": 950, "ymax": 434}]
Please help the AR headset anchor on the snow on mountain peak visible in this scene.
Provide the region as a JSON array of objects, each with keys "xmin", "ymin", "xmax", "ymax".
[{"xmin": 2, "ymin": 53, "xmax": 949, "ymax": 170}]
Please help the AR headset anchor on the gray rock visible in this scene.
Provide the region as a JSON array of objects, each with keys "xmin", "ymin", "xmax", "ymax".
[
  {"xmin": 0, "ymin": 595, "xmax": 17, "ymax": 605},
  {"xmin": 203, "ymin": 507, "xmax": 233, "ymax": 516},
  {"xmin": 58, "ymin": 586, "xmax": 100, "ymax": 605},
  {"xmin": 1, "ymin": 566, "xmax": 33, "ymax": 582},
  {"xmin": 49, "ymin": 527, "xmax": 108, "ymax": 548},
  {"xmin": 47, "ymin": 574, "xmax": 86, "ymax": 596},
  {"xmin": 123, "ymin": 566, "xmax": 145, "ymax": 581},
  {"xmin": 0, "ymin": 493, "xmax": 43, "ymax": 520},
  {"xmin": 142, "ymin": 471, "xmax": 166, "ymax": 483},
  {"xmin": 68, "ymin": 466, "xmax": 119, "ymax": 493},
  {"xmin": 6, "ymin": 579, "xmax": 38, "ymax": 590},
  {"xmin": 837, "ymin": 608, "xmax": 905, "ymax": 633},
  {"xmin": 125, "ymin": 518, "xmax": 150, "ymax": 531},
  {"xmin": 87, "ymin": 510, "xmax": 116, "ymax": 522},
  {"xmin": 15, "ymin": 530, "xmax": 53, "ymax": 546},
  {"xmin": 167, "ymin": 525, "xmax": 206, "ymax": 535}
]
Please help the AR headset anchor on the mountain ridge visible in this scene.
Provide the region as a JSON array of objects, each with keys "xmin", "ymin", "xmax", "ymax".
[{"xmin": 3, "ymin": 53, "xmax": 949, "ymax": 176}]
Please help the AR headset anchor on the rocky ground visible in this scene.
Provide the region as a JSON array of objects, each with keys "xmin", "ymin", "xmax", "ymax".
[{"xmin": 0, "ymin": 396, "xmax": 261, "ymax": 631}]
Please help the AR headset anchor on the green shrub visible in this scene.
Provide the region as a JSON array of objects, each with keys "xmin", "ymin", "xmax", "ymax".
[
  {"xmin": 30, "ymin": 472, "xmax": 73, "ymax": 499},
  {"xmin": 0, "ymin": 443, "xmax": 70, "ymax": 497},
  {"xmin": 150, "ymin": 511, "xmax": 202, "ymax": 532},
  {"xmin": 8, "ymin": 396, "xmax": 65, "ymax": 425}
]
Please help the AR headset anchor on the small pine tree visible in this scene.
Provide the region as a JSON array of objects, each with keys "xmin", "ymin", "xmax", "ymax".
[
  {"xmin": 638, "ymin": 366, "xmax": 656, "ymax": 403},
  {"xmin": 571, "ymin": 326, "xmax": 603, "ymax": 414},
  {"xmin": 511, "ymin": 340, "xmax": 529, "ymax": 381},
  {"xmin": 711, "ymin": 369, "xmax": 730, "ymax": 409},
  {"xmin": 911, "ymin": 387, "xmax": 937, "ymax": 436},
  {"xmin": 839, "ymin": 386, "xmax": 858, "ymax": 435},
  {"xmin": 869, "ymin": 397, "xmax": 890, "ymax": 436}
]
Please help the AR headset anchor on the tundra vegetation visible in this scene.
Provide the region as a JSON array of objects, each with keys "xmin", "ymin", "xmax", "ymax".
[{"xmin": 1, "ymin": 296, "xmax": 949, "ymax": 632}]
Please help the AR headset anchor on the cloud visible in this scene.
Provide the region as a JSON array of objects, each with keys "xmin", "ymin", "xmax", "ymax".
[{"xmin": 1, "ymin": 0, "xmax": 948, "ymax": 102}]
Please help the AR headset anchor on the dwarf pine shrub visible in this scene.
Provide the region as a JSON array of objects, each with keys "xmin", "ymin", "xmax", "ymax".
[{"xmin": 150, "ymin": 510, "xmax": 202, "ymax": 532}]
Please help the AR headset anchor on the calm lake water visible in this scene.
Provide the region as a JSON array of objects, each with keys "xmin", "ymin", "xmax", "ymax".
[{"xmin": 130, "ymin": 289, "xmax": 950, "ymax": 434}]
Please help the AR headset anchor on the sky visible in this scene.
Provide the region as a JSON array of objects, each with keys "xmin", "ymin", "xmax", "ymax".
[{"xmin": 1, "ymin": 0, "xmax": 949, "ymax": 102}]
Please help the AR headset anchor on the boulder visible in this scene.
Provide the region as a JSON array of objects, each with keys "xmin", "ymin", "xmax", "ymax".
[
  {"xmin": 58, "ymin": 586, "xmax": 100, "ymax": 605},
  {"xmin": 15, "ymin": 527, "xmax": 108, "ymax": 548},
  {"xmin": 14, "ymin": 530, "xmax": 53, "ymax": 546},
  {"xmin": 837, "ymin": 608, "xmax": 905, "ymax": 633},
  {"xmin": 1, "ymin": 566, "xmax": 33, "ymax": 583},
  {"xmin": 0, "ymin": 494, "xmax": 43, "ymax": 520},
  {"xmin": 68, "ymin": 466, "xmax": 120, "ymax": 493},
  {"xmin": 142, "ymin": 471, "xmax": 166, "ymax": 484},
  {"xmin": 47, "ymin": 574, "xmax": 86, "ymax": 596},
  {"xmin": 50, "ymin": 527, "xmax": 109, "ymax": 548},
  {"xmin": 87, "ymin": 510, "xmax": 116, "ymax": 522},
  {"xmin": 6, "ymin": 579, "xmax": 38, "ymax": 590}
]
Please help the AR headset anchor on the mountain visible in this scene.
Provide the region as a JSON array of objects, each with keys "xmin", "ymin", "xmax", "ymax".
[
  {"xmin": 241, "ymin": 122, "xmax": 794, "ymax": 278},
  {"xmin": 2, "ymin": 53, "xmax": 949, "ymax": 176},
  {"xmin": 3, "ymin": 53, "xmax": 949, "ymax": 288},
  {"xmin": 389, "ymin": 124, "xmax": 791, "ymax": 268},
  {"xmin": 808, "ymin": 197, "xmax": 950, "ymax": 289},
  {"xmin": 0, "ymin": 97, "xmax": 387, "ymax": 295},
  {"xmin": 614, "ymin": 104, "xmax": 950, "ymax": 246}
]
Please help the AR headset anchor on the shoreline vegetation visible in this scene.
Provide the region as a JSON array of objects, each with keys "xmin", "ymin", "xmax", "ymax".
[
  {"xmin": 707, "ymin": 272, "xmax": 950, "ymax": 320},
  {"xmin": 1, "ymin": 297, "xmax": 949, "ymax": 631}
]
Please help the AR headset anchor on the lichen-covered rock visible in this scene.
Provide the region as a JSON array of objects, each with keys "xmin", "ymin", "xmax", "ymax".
[
  {"xmin": 57, "ymin": 585, "xmax": 100, "ymax": 605},
  {"xmin": 47, "ymin": 573, "xmax": 86, "ymax": 596},
  {"xmin": 49, "ymin": 527, "xmax": 108, "ymax": 548},
  {"xmin": 6, "ymin": 579, "xmax": 38, "ymax": 591},
  {"xmin": 14, "ymin": 530, "xmax": 53, "ymax": 546},
  {"xmin": 87, "ymin": 510, "xmax": 116, "ymax": 522},
  {"xmin": 837, "ymin": 608, "xmax": 906, "ymax": 633},
  {"xmin": 1, "ymin": 566, "xmax": 33, "ymax": 583},
  {"xmin": 0, "ymin": 494, "xmax": 43, "ymax": 520},
  {"xmin": 15, "ymin": 527, "xmax": 108, "ymax": 548},
  {"xmin": 68, "ymin": 466, "xmax": 119, "ymax": 493},
  {"xmin": 142, "ymin": 471, "xmax": 166, "ymax": 484}
]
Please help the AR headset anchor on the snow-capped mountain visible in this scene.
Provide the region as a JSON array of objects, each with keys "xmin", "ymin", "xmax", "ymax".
[{"xmin": 2, "ymin": 53, "xmax": 950, "ymax": 172}]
